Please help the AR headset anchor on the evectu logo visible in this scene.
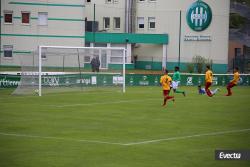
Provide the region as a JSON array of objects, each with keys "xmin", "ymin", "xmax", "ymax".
[{"xmin": 215, "ymin": 150, "xmax": 250, "ymax": 160}]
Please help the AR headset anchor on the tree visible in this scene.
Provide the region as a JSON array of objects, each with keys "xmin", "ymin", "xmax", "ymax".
[
  {"xmin": 192, "ymin": 55, "xmax": 213, "ymax": 73},
  {"xmin": 192, "ymin": 55, "xmax": 206, "ymax": 73}
]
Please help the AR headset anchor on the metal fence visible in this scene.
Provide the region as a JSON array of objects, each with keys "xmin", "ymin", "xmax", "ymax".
[{"xmin": 232, "ymin": 57, "xmax": 250, "ymax": 73}]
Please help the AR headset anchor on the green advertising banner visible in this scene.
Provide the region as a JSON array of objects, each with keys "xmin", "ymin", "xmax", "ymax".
[
  {"xmin": 0, "ymin": 75, "xmax": 20, "ymax": 88},
  {"xmin": 126, "ymin": 74, "xmax": 250, "ymax": 86},
  {"xmin": 1, "ymin": 73, "xmax": 250, "ymax": 88}
]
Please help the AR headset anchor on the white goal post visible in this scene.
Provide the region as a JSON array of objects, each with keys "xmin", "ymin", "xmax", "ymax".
[{"xmin": 37, "ymin": 45, "xmax": 126, "ymax": 96}]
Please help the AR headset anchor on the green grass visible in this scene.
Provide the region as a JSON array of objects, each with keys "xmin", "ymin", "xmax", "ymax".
[{"xmin": 0, "ymin": 86, "xmax": 250, "ymax": 167}]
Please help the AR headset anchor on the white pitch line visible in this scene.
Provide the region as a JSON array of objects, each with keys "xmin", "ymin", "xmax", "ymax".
[
  {"xmin": 0, "ymin": 128, "xmax": 250, "ymax": 146},
  {"xmin": 45, "ymin": 94, "xmax": 250, "ymax": 108},
  {"xmin": 123, "ymin": 128, "xmax": 250, "ymax": 146},
  {"xmin": 41, "ymin": 95, "xmax": 214, "ymax": 108},
  {"xmin": 2, "ymin": 94, "xmax": 250, "ymax": 107},
  {"xmin": 46, "ymin": 98, "xmax": 160, "ymax": 108},
  {"xmin": 0, "ymin": 132, "xmax": 126, "ymax": 146},
  {"xmin": 0, "ymin": 89, "xmax": 159, "ymax": 100}
]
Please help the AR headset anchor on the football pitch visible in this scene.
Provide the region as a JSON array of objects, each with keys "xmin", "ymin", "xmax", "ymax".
[{"xmin": 0, "ymin": 86, "xmax": 250, "ymax": 167}]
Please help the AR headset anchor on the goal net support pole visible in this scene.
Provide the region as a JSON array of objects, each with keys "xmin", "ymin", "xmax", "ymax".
[
  {"xmin": 38, "ymin": 46, "xmax": 42, "ymax": 96},
  {"xmin": 123, "ymin": 48, "xmax": 126, "ymax": 93}
]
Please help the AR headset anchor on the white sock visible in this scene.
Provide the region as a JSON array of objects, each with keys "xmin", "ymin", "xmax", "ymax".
[{"xmin": 212, "ymin": 88, "xmax": 219, "ymax": 95}]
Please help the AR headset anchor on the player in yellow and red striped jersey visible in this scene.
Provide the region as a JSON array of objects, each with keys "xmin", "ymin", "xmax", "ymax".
[
  {"xmin": 225, "ymin": 67, "xmax": 240, "ymax": 96},
  {"xmin": 205, "ymin": 65, "xmax": 214, "ymax": 97},
  {"xmin": 160, "ymin": 70, "xmax": 175, "ymax": 106}
]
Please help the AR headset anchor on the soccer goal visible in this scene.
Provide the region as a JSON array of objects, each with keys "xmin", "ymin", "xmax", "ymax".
[{"xmin": 12, "ymin": 46, "xmax": 126, "ymax": 96}]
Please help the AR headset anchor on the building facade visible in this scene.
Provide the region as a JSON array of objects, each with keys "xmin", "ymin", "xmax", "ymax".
[
  {"xmin": 84, "ymin": 0, "xmax": 230, "ymax": 73},
  {"xmin": 1, "ymin": 0, "xmax": 230, "ymax": 73},
  {"xmin": 0, "ymin": 0, "xmax": 85, "ymax": 67}
]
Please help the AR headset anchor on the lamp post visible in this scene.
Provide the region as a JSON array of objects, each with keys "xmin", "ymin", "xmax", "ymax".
[
  {"xmin": 92, "ymin": 3, "xmax": 96, "ymax": 44},
  {"xmin": 178, "ymin": 10, "xmax": 182, "ymax": 68},
  {"xmin": 125, "ymin": 38, "xmax": 129, "ymax": 63}
]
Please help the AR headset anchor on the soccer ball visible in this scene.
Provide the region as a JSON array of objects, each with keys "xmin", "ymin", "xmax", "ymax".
[{"xmin": 34, "ymin": 89, "xmax": 39, "ymax": 94}]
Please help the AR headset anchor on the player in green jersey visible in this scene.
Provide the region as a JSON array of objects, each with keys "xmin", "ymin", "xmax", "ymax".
[{"xmin": 172, "ymin": 66, "xmax": 186, "ymax": 96}]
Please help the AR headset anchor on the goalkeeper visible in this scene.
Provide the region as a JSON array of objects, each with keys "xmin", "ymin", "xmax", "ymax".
[{"xmin": 171, "ymin": 66, "xmax": 186, "ymax": 96}]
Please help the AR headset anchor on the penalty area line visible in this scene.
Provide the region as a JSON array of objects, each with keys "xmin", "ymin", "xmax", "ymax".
[
  {"xmin": 0, "ymin": 132, "xmax": 126, "ymax": 146},
  {"xmin": 42, "ymin": 94, "xmax": 250, "ymax": 108},
  {"xmin": 123, "ymin": 128, "xmax": 250, "ymax": 146},
  {"xmin": 0, "ymin": 128, "xmax": 249, "ymax": 146},
  {"xmin": 45, "ymin": 98, "xmax": 160, "ymax": 108}
]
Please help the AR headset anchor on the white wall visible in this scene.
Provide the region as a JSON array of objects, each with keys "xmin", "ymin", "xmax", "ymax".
[
  {"xmin": 1, "ymin": 0, "xmax": 230, "ymax": 67},
  {"xmin": 135, "ymin": 0, "xmax": 230, "ymax": 65},
  {"xmin": 84, "ymin": 0, "xmax": 125, "ymax": 32},
  {"xmin": 1, "ymin": 0, "xmax": 85, "ymax": 66},
  {"xmin": 84, "ymin": 0, "xmax": 229, "ymax": 66}
]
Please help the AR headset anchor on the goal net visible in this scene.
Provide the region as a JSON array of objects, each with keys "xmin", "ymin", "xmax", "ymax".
[{"xmin": 12, "ymin": 46, "xmax": 126, "ymax": 96}]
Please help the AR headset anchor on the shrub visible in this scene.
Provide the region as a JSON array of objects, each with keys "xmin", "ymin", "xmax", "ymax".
[
  {"xmin": 192, "ymin": 55, "xmax": 206, "ymax": 73},
  {"xmin": 191, "ymin": 55, "xmax": 213, "ymax": 73}
]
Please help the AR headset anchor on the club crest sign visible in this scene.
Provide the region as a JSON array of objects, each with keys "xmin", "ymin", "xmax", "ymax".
[{"xmin": 186, "ymin": 0, "xmax": 212, "ymax": 31}]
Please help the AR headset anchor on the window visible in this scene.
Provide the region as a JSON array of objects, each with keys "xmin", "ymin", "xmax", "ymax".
[
  {"xmin": 148, "ymin": 17, "xmax": 156, "ymax": 29},
  {"xmin": 4, "ymin": 10, "xmax": 13, "ymax": 24},
  {"xmin": 110, "ymin": 57, "xmax": 123, "ymax": 63},
  {"xmin": 114, "ymin": 17, "xmax": 120, "ymax": 29},
  {"xmin": 3, "ymin": 45, "xmax": 13, "ymax": 58},
  {"xmin": 137, "ymin": 17, "xmax": 144, "ymax": 29},
  {"xmin": 106, "ymin": 0, "xmax": 112, "ymax": 3},
  {"xmin": 41, "ymin": 48, "xmax": 47, "ymax": 59},
  {"xmin": 21, "ymin": 12, "xmax": 30, "ymax": 24},
  {"xmin": 84, "ymin": 43, "xmax": 91, "ymax": 62},
  {"xmin": 86, "ymin": 0, "xmax": 91, "ymax": 2},
  {"xmin": 105, "ymin": 0, "xmax": 119, "ymax": 4},
  {"xmin": 41, "ymin": 53, "xmax": 47, "ymax": 59},
  {"xmin": 38, "ymin": 12, "xmax": 48, "ymax": 26},
  {"xmin": 103, "ymin": 17, "xmax": 110, "ymax": 29},
  {"xmin": 85, "ymin": 42, "xmax": 91, "ymax": 47},
  {"xmin": 235, "ymin": 48, "xmax": 241, "ymax": 57},
  {"xmin": 84, "ymin": 56, "xmax": 91, "ymax": 63}
]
